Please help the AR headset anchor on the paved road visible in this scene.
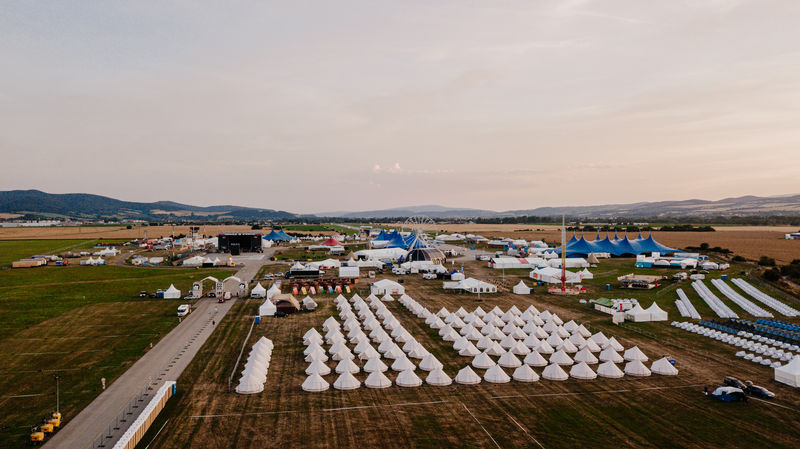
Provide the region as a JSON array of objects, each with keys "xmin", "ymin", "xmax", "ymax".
[{"xmin": 45, "ymin": 254, "xmax": 269, "ymax": 449}]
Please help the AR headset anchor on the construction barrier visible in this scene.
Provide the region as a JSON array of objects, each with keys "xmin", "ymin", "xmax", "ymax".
[{"xmin": 112, "ymin": 381, "xmax": 176, "ymax": 449}]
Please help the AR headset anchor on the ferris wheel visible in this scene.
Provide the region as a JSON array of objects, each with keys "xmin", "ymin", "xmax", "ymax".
[{"xmin": 402, "ymin": 215, "xmax": 435, "ymax": 235}]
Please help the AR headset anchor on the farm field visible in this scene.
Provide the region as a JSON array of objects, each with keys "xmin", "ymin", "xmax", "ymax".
[
  {"xmin": 142, "ymin": 257, "xmax": 800, "ymax": 449},
  {"xmin": 0, "ymin": 239, "xmax": 130, "ymax": 267},
  {"xmin": 0, "ymin": 264, "xmax": 224, "ymax": 447},
  {"xmin": 0, "ymin": 224, "xmax": 343, "ymax": 241}
]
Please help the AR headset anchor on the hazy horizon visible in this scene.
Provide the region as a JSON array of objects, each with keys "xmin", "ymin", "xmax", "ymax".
[{"xmin": 2, "ymin": 1, "xmax": 800, "ymax": 214}]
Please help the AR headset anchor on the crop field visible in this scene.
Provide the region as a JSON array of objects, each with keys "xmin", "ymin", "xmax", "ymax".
[
  {"xmin": 0, "ymin": 225, "xmax": 254, "ymax": 240},
  {"xmin": 0, "ymin": 263, "xmax": 224, "ymax": 446},
  {"xmin": 142, "ymin": 258, "xmax": 800, "ymax": 449},
  {"xmin": 0, "ymin": 239, "xmax": 130, "ymax": 267}
]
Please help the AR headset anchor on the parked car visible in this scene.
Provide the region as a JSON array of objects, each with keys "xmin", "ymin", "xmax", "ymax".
[
  {"xmin": 422, "ymin": 272, "xmax": 437, "ymax": 280},
  {"xmin": 723, "ymin": 376, "xmax": 748, "ymax": 390},
  {"xmin": 745, "ymin": 381, "xmax": 776, "ymax": 399}
]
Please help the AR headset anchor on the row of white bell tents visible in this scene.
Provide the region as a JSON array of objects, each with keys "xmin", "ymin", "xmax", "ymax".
[
  {"xmin": 302, "ymin": 368, "xmax": 455, "ymax": 392},
  {"xmin": 235, "ymin": 337, "xmax": 274, "ymax": 395}
]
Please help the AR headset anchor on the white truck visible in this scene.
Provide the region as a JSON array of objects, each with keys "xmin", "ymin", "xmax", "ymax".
[{"xmin": 177, "ymin": 304, "xmax": 190, "ymax": 317}]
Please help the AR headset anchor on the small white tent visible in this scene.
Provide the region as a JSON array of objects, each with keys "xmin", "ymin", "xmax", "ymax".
[
  {"xmin": 626, "ymin": 304, "xmax": 651, "ymax": 322},
  {"xmin": 775, "ymin": 355, "xmax": 800, "ymax": 387},
  {"xmin": 542, "ymin": 363, "xmax": 569, "ymax": 381},
  {"xmin": 164, "ymin": 284, "xmax": 181, "ymax": 299},
  {"xmin": 597, "ymin": 361, "xmax": 625, "ymax": 378},
  {"xmin": 370, "ymin": 279, "xmax": 405, "ymax": 296},
  {"xmin": 365, "ymin": 370, "xmax": 392, "ymax": 389},
  {"xmin": 645, "ymin": 302, "xmax": 668, "ymax": 321},
  {"xmin": 266, "ymin": 284, "xmax": 281, "ymax": 300},
  {"xmin": 512, "ymin": 281, "xmax": 531, "ymax": 295},
  {"xmin": 455, "ymin": 366, "xmax": 482, "ymax": 385},
  {"xmin": 251, "ymin": 283, "xmax": 267, "ymax": 298},
  {"xmin": 651, "ymin": 357, "xmax": 679, "ymax": 375},
  {"xmin": 259, "ymin": 299, "xmax": 276, "ymax": 317},
  {"xmin": 569, "ymin": 361, "xmax": 597, "ymax": 380},
  {"xmin": 302, "ymin": 373, "xmax": 330, "ymax": 392}
]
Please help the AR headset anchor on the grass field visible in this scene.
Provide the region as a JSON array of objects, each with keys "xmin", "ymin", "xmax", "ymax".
[
  {"xmin": 140, "ymin": 256, "xmax": 800, "ymax": 449},
  {"xmin": 0, "ymin": 262, "xmax": 223, "ymax": 447}
]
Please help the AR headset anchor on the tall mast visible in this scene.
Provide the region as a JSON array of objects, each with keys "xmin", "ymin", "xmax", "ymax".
[{"xmin": 561, "ymin": 215, "xmax": 567, "ymax": 291}]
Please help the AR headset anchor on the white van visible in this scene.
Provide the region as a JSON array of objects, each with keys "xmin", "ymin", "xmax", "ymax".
[{"xmin": 177, "ymin": 304, "xmax": 190, "ymax": 317}]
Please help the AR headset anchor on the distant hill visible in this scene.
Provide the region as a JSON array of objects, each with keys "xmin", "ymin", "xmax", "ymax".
[
  {"xmin": 0, "ymin": 190, "xmax": 296, "ymax": 221},
  {"xmin": 318, "ymin": 195, "xmax": 800, "ymax": 219},
  {"xmin": 506, "ymin": 195, "xmax": 800, "ymax": 218},
  {"xmin": 316, "ymin": 205, "xmax": 503, "ymax": 219},
  {"xmin": 3, "ymin": 190, "xmax": 799, "ymax": 222}
]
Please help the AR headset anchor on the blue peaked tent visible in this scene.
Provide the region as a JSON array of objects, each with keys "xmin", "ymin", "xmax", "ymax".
[
  {"xmin": 556, "ymin": 232, "xmax": 675, "ymax": 257},
  {"xmin": 405, "ymin": 234, "xmax": 428, "ymax": 249},
  {"xmin": 385, "ymin": 232, "xmax": 409, "ymax": 249},
  {"xmin": 374, "ymin": 230, "xmax": 392, "ymax": 241},
  {"xmin": 263, "ymin": 230, "xmax": 292, "ymax": 242}
]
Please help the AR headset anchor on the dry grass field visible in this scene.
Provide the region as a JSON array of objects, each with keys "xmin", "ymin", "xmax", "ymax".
[
  {"xmin": 143, "ymin": 261, "xmax": 800, "ymax": 449},
  {"xmin": 0, "ymin": 260, "xmax": 226, "ymax": 447},
  {"xmin": 0, "ymin": 224, "xmax": 341, "ymax": 241}
]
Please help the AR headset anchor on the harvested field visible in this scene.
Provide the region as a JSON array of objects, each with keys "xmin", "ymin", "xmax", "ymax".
[
  {"xmin": 0, "ymin": 225, "xmax": 338, "ymax": 240},
  {"xmin": 0, "ymin": 265, "xmax": 224, "ymax": 446},
  {"xmin": 145, "ymin": 262, "xmax": 800, "ymax": 449}
]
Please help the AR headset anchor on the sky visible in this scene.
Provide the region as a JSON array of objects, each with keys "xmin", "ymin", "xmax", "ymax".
[{"xmin": 2, "ymin": 0, "xmax": 800, "ymax": 214}]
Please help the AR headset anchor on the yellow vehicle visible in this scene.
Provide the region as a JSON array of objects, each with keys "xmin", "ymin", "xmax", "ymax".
[
  {"xmin": 40, "ymin": 421, "xmax": 53, "ymax": 434},
  {"xmin": 48, "ymin": 412, "xmax": 61, "ymax": 428},
  {"xmin": 30, "ymin": 427, "xmax": 44, "ymax": 445}
]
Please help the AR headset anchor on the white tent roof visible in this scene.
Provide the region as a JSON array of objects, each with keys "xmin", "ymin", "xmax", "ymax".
[
  {"xmin": 597, "ymin": 361, "xmax": 625, "ymax": 378},
  {"xmin": 524, "ymin": 351, "xmax": 548, "ymax": 367},
  {"xmin": 623, "ymin": 346, "xmax": 648, "ymax": 362},
  {"xmin": 396, "ymin": 369, "xmax": 423, "ymax": 387},
  {"xmin": 419, "ymin": 354, "xmax": 443, "ymax": 371},
  {"xmin": 483, "ymin": 364, "xmax": 511, "ymax": 383},
  {"xmin": 455, "ymin": 366, "xmax": 482, "ymax": 385},
  {"xmin": 599, "ymin": 348, "xmax": 624, "ymax": 363},
  {"xmin": 574, "ymin": 348, "xmax": 599, "ymax": 364},
  {"xmin": 624, "ymin": 360, "xmax": 652, "ymax": 377},
  {"xmin": 364, "ymin": 370, "xmax": 392, "ymax": 389},
  {"xmin": 498, "ymin": 352, "xmax": 522, "ymax": 368},
  {"xmin": 333, "ymin": 371, "xmax": 361, "ymax": 390},
  {"xmin": 775, "ymin": 355, "xmax": 800, "ymax": 387},
  {"xmin": 550, "ymin": 349, "xmax": 574, "ymax": 366},
  {"xmin": 513, "ymin": 280, "xmax": 531, "ymax": 294},
  {"xmin": 569, "ymin": 361, "xmax": 597, "ymax": 380},
  {"xmin": 542, "ymin": 363, "xmax": 569, "ymax": 381},
  {"xmin": 267, "ymin": 284, "xmax": 281, "ymax": 300},
  {"xmin": 626, "ymin": 304, "xmax": 650, "ymax": 322},
  {"xmin": 251, "ymin": 283, "xmax": 267, "ymax": 297},
  {"xmin": 645, "ymin": 302, "xmax": 668, "ymax": 321},
  {"xmin": 259, "ymin": 299, "xmax": 276, "ymax": 317},
  {"xmin": 302, "ymin": 373, "xmax": 330, "ymax": 392},
  {"xmin": 651, "ymin": 357, "xmax": 679, "ymax": 375},
  {"xmin": 305, "ymin": 359, "xmax": 331, "ymax": 376},
  {"xmin": 364, "ymin": 357, "xmax": 389, "ymax": 373},
  {"xmin": 425, "ymin": 368, "xmax": 453, "ymax": 386},
  {"xmin": 512, "ymin": 364, "xmax": 540, "ymax": 382}
]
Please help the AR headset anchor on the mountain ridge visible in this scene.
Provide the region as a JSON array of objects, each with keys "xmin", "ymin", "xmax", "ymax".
[{"xmin": 2, "ymin": 190, "xmax": 800, "ymax": 221}]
